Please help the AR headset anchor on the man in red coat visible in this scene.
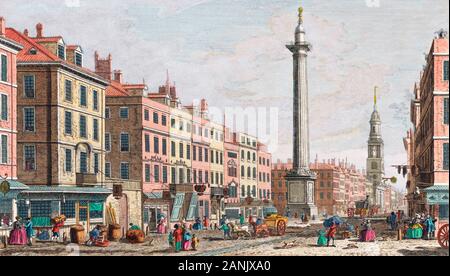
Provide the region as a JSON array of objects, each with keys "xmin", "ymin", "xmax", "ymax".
[
  {"xmin": 173, "ymin": 224, "xmax": 183, "ymax": 252},
  {"xmin": 326, "ymin": 222, "xmax": 337, "ymax": 247}
]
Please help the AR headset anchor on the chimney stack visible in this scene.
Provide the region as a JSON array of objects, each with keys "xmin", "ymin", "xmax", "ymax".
[
  {"xmin": 24, "ymin": 29, "xmax": 29, "ymax": 37},
  {"xmin": 0, "ymin": 17, "xmax": 5, "ymax": 37},
  {"xmin": 36, "ymin": 23, "xmax": 43, "ymax": 38},
  {"xmin": 113, "ymin": 70, "xmax": 123, "ymax": 83}
]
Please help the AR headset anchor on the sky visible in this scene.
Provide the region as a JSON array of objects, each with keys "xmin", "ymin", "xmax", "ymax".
[{"xmin": 1, "ymin": 0, "xmax": 449, "ymax": 192}]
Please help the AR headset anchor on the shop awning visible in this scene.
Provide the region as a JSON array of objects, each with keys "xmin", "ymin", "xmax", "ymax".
[
  {"xmin": 424, "ymin": 185, "xmax": 449, "ymax": 205},
  {"xmin": 17, "ymin": 185, "xmax": 111, "ymax": 201}
]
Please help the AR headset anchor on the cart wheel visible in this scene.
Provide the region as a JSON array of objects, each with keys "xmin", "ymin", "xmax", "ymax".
[
  {"xmin": 277, "ymin": 221, "xmax": 286, "ymax": 236},
  {"xmin": 437, "ymin": 224, "xmax": 449, "ymax": 249}
]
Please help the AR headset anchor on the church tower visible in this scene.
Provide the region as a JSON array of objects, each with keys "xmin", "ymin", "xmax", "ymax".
[{"xmin": 366, "ymin": 86, "xmax": 385, "ymax": 207}]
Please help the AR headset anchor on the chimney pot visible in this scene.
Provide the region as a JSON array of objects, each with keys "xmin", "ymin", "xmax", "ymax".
[
  {"xmin": 0, "ymin": 17, "xmax": 5, "ymax": 37},
  {"xmin": 36, "ymin": 23, "xmax": 43, "ymax": 38},
  {"xmin": 24, "ymin": 28, "xmax": 29, "ymax": 36}
]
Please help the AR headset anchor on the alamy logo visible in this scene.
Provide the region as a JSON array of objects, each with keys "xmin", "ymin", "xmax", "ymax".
[
  {"xmin": 365, "ymin": 0, "xmax": 381, "ymax": 7},
  {"xmin": 65, "ymin": 0, "xmax": 81, "ymax": 8}
]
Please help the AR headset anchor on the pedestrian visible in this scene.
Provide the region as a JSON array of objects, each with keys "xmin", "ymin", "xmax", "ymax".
[
  {"xmin": 173, "ymin": 224, "xmax": 183, "ymax": 252},
  {"xmin": 203, "ymin": 216, "xmax": 209, "ymax": 230},
  {"xmin": 129, "ymin": 223, "xmax": 140, "ymax": 230},
  {"xmin": 192, "ymin": 234, "xmax": 200, "ymax": 251},
  {"xmin": 25, "ymin": 217, "xmax": 34, "ymax": 246},
  {"xmin": 317, "ymin": 228, "xmax": 327, "ymax": 246},
  {"xmin": 424, "ymin": 215, "xmax": 436, "ymax": 240},
  {"xmin": 248, "ymin": 214, "xmax": 253, "ymax": 225},
  {"xmin": 168, "ymin": 231, "xmax": 175, "ymax": 250},
  {"xmin": 51, "ymin": 218, "xmax": 64, "ymax": 242},
  {"xmin": 9, "ymin": 216, "xmax": 27, "ymax": 245},
  {"xmin": 219, "ymin": 220, "xmax": 232, "ymax": 240},
  {"xmin": 239, "ymin": 213, "xmax": 245, "ymax": 226},
  {"xmin": 389, "ymin": 212, "xmax": 397, "ymax": 231},
  {"xmin": 183, "ymin": 230, "xmax": 192, "ymax": 251},
  {"xmin": 326, "ymin": 222, "xmax": 337, "ymax": 247}
]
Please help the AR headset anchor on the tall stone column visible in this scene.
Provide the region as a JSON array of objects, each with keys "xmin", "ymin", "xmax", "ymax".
[{"xmin": 285, "ymin": 7, "xmax": 318, "ymax": 219}]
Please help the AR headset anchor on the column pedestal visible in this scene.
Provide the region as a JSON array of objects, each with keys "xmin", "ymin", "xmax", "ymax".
[{"xmin": 286, "ymin": 171, "xmax": 318, "ymax": 219}]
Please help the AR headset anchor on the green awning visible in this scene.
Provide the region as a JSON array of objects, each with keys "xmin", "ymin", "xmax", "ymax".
[
  {"xmin": 18, "ymin": 185, "xmax": 111, "ymax": 201},
  {"xmin": 424, "ymin": 185, "xmax": 449, "ymax": 205},
  {"xmin": 7, "ymin": 180, "xmax": 29, "ymax": 190}
]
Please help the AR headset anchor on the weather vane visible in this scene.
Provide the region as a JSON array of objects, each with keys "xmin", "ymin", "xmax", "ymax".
[{"xmin": 298, "ymin": 6, "xmax": 304, "ymax": 22}]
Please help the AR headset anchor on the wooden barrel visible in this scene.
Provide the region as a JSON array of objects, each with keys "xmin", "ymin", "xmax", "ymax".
[
  {"xmin": 108, "ymin": 224, "xmax": 121, "ymax": 241},
  {"xmin": 70, "ymin": 225, "xmax": 85, "ymax": 244}
]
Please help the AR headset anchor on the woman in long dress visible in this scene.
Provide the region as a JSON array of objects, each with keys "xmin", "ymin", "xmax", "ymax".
[{"xmin": 9, "ymin": 217, "xmax": 27, "ymax": 245}]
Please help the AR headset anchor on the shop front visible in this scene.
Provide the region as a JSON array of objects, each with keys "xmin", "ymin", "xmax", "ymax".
[
  {"xmin": 424, "ymin": 185, "xmax": 449, "ymax": 223},
  {"xmin": 143, "ymin": 191, "xmax": 171, "ymax": 233},
  {"xmin": 17, "ymin": 186, "xmax": 111, "ymax": 237}
]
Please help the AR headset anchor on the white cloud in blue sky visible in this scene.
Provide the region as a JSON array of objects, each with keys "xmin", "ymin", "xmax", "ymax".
[{"xmin": 1, "ymin": 0, "xmax": 449, "ymax": 191}]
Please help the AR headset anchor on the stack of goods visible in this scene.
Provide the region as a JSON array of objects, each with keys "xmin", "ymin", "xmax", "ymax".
[
  {"xmin": 51, "ymin": 215, "xmax": 66, "ymax": 225},
  {"xmin": 106, "ymin": 203, "xmax": 121, "ymax": 241}
]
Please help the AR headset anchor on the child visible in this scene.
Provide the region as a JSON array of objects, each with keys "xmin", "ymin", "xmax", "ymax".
[
  {"xmin": 183, "ymin": 230, "xmax": 192, "ymax": 251},
  {"xmin": 168, "ymin": 232, "xmax": 174, "ymax": 250},
  {"xmin": 192, "ymin": 234, "xmax": 200, "ymax": 251}
]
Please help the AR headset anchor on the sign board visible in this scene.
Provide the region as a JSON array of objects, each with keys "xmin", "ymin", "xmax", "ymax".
[
  {"xmin": 288, "ymin": 181, "xmax": 305, "ymax": 203},
  {"xmin": 0, "ymin": 180, "xmax": 10, "ymax": 196}
]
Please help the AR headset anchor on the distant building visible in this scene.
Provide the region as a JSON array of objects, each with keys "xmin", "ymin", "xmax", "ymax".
[
  {"xmin": 272, "ymin": 158, "xmax": 371, "ymax": 217},
  {"xmin": 366, "ymin": 87, "xmax": 386, "ymax": 208}
]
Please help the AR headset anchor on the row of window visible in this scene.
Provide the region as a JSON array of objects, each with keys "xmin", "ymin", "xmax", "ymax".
[
  {"xmin": 171, "ymin": 118, "xmax": 224, "ymax": 142},
  {"xmin": 241, "ymin": 150, "xmax": 257, "ymax": 163},
  {"xmin": 238, "ymin": 185, "xmax": 270, "ymax": 200},
  {"xmin": 143, "ymin": 108, "xmax": 167, "ymax": 125},
  {"xmin": 64, "ymin": 79, "xmax": 99, "ymax": 110},
  {"xmin": 258, "ymin": 156, "xmax": 270, "ymax": 167},
  {"xmin": 258, "ymin": 172, "xmax": 271, "ymax": 183},
  {"xmin": 240, "ymin": 166, "xmax": 258, "ymax": 179},
  {"xmin": 240, "ymin": 136, "xmax": 257, "ymax": 147},
  {"xmin": 64, "ymin": 111, "xmax": 99, "ymax": 140}
]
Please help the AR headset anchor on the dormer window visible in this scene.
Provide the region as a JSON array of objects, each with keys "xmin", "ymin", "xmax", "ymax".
[
  {"xmin": 75, "ymin": 52, "xmax": 83, "ymax": 67},
  {"xmin": 29, "ymin": 48, "xmax": 37, "ymax": 55},
  {"xmin": 58, "ymin": 44, "xmax": 65, "ymax": 60}
]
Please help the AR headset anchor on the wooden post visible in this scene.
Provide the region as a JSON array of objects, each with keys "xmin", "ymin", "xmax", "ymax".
[
  {"xmin": 397, "ymin": 227, "xmax": 402, "ymax": 241},
  {"xmin": 75, "ymin": 201, "xmax": 80, "ymax": 225}
]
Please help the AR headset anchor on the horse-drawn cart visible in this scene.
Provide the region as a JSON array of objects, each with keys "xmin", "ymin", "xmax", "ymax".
[
  {"xmin": 347, "ymin": 201, "xmax": 379, "ymax": 218},
  {"xmin": 260, "ymin": 214, "xmax": 288, "ymax": 236},
  {"xmin": 437, "ymin": 223, "xmax": 449, "ymax": 249}
]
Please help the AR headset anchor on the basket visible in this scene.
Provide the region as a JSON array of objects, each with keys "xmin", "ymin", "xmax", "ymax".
[
  {"xmin": 126, "ymin": 230, "xmax": 145, "ymax": 244},
  {"xmin": 51, "ymin": 215, "xmax": 67, "ymax": 225}
]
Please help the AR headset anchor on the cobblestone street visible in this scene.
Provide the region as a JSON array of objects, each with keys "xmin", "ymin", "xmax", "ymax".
[{"xmin": 1, "ymin": 221, "xmax": 447, "ymax": 256}]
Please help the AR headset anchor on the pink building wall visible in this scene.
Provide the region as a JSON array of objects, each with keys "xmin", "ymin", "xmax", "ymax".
[
  {"xmin": 257, "ymin": 143, "xmax": 271, "ymax": 200},
  {"xmin": 0, "ymin": 18, "xmax": 20, "ymax": 179},
  {"xmin": 142, "ymin": 97, "xmax": 170, "ymax": 194}
]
